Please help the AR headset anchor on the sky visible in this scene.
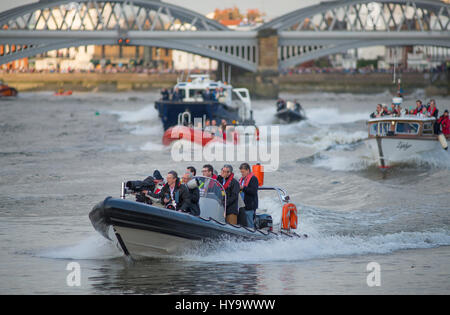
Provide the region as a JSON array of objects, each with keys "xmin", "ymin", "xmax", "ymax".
[{"xmin": 0, "ymin": 0, "xmax": 324, "ymax": 21}]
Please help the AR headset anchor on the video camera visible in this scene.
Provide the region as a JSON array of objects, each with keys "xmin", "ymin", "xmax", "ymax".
[{"xmin": 125, "ymin": 176, "xmax": 156, "ymax": 204}]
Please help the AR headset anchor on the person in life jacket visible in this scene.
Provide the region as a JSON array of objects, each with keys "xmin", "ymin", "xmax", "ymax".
[
  {"xmin": 148, "ymin": 171, "xmax": 190, "ymax": 211},
  {"xmin": 217, "ymin": 165, "xmax": 240, "ymax": 225},
  {"xmin": 428, "ymin": 99, "xmax": 439, "ymax": 118},
  {"xmin": 238, "ymin": 163, "xmax": 259, "ymax": 228},
  {"xmin": 201, "ymin": 164, "xmax": 217, "ymax": 180},
  {"xmin": 437, "ymin": 110, "xmax": 450, "ymax": 136},
  {"xmin": 413, "ymin": 100, "xmax": 423, "ymax": 115}
]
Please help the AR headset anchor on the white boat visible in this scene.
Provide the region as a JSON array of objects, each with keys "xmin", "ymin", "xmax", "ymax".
[{"xmin": 365, "ymin": 115, "xmax": 449, "ymax": 168}]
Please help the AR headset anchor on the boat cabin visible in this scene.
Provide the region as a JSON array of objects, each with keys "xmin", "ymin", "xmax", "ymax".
[
  {"xmin": 368, "ymin": 116, "xmax": 436, "ymax": 138},
  {"xmin": 174, "ymin": 74, "xmax": 231, "ymax": 103},
  {"xmin": 172, "ymin": 74, "xmax": 252, "ymax": 122}
]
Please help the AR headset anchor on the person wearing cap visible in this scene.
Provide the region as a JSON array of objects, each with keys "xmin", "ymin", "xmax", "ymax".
[
  {"xmin": 437, "ymin": 110, "xmax": 450, "ymax": 136},
  {"xmin": 217, "ymin": 165, "xmax": 240, "ymax": 225},
  {"xmin": 238, "ymin": 163, "xmax": 259, "ymax": 228}
]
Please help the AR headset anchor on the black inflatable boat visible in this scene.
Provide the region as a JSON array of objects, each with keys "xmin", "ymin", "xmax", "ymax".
[{"xmin": 89, "ymin": 177, "xmax": 304, "ymax": 258}]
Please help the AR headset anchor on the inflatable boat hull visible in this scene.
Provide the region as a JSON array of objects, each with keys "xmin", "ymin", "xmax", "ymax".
[{"xmin": 89, "ymin": 197, "xmax": 294, "ymax": 258}]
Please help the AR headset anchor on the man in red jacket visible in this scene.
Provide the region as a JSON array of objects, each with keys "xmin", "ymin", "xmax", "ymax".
[{"xmin": 437, "ymin": 110, "xmax": 450, "ymax": 136}]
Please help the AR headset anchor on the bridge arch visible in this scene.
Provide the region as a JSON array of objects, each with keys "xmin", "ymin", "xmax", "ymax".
[
  {"xmin": 0, "ymin": 0, "xmax": 259, "ymax": 71},
  {"xmin": 257, "ymin": 0, "xmax": 450, "ymax": 70}
]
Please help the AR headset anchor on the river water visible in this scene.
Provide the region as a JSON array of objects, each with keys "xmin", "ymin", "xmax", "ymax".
[{"xmin": 0, "ymin": 90, "xmax": 449, "ymax": 295}]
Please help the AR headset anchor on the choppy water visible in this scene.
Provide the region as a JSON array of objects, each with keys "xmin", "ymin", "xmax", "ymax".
[{"xmin": 0, "ymin": 90, "xmax": 449, "ymax": 295}]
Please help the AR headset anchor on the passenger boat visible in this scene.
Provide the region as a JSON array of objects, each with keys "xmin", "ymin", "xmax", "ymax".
[
  {"xmin": 89, "ymin": 176, "xmax": 304, "ymax": 258},
  {"xmin": 0, "ymin": 81, "xmax": 18, "ymax": 97},
  {"xmin": 275, "ymin": 100, "xmax": 306, "ymax": 123},
  {"xmin": 365, "ymin": 115, "xmax": 449, "ymax": 168},
  {"xmin": 154, "ymin": 74, "xmax": 255, "ymax": 130}
]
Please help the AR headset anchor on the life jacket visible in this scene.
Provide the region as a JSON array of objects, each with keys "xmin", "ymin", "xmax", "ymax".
[
  {"xmin": 413, "ymin": 106, "xmax": 423, "ymax": 115},
  {"xmin": 222, "ymin": 173, "xmax": 234, "ymax": 190},
  {"xmin": 239, "ymin": 172, "xmax": 255, "ymax": 188},
  {"xmin": 239, "ymin": 173, "xmax": 256, "ymax": 202},
  {"xmin": 428, "ymin": 107, "xmax": 438, "ymax": 118}
]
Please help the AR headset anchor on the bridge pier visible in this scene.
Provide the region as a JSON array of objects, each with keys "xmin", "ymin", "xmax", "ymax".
[{"xmin": 223, "ymin": 29, "xmax": 280, "ymax": 100}]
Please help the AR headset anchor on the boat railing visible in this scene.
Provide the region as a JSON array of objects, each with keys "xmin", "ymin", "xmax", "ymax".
[{"xmin": 258, "ymin": 186, "xmax": 296, "ymax": 233}]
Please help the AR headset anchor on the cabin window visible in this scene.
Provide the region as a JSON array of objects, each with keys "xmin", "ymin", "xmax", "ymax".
[
  {"xmin": 422, "ymin": 122, "xmax": 433, "ymax": 135},
  {"xmin": 188, "ymin": 89, "xmax": 204, "ymax": 98},
  {"xmin": 369, "ymin": 123, "xmax": 378, "ymax": 136},
  {"xmin": 395, "ymin": 122, "xmax": 420, "ymax": 135},
  {"xmin": 379, "ymin": 122, "xmax": 392, "ymax": 136}
]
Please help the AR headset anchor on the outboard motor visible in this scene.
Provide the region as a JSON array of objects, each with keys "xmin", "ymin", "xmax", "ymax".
[{"xmin": 255, "ymin": 214, "xmax": 273, "ymax": 231}]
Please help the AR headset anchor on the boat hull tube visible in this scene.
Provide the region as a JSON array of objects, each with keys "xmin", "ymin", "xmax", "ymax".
[{"xmin": 89, "ymin": 178, "xmax": 303, "ymax": 258}]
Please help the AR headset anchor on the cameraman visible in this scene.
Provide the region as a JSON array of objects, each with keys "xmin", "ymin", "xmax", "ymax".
[{"xmin": 148, "ymin": 171, "xmax": 190, "ymax": 211}]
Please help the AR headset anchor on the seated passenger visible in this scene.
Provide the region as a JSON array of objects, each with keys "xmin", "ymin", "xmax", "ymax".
[
  {"xmin": 428, "ymin": 99, "xmax": 439, "ymax": 119},
  {"xmin": 413, "ymin": 100, "xmax": 423, "ymax": 115},
  {"xmin": 390, "ymin": 103, "xmax": 398, "ymax": 116},
  {"xmin": 148, "ymin": 171, "xmax": 190, "ymax": 211},
  {"xmin": 181, "ymin": 173, "xmax": 200, "ymax": 216},
  {"xmin": 418, "ymin": 106, "xmax": 429, "ymax": 118},
  {"xmin": 370, "ymin": 104, "xmax": 384, "ymax": 118}
]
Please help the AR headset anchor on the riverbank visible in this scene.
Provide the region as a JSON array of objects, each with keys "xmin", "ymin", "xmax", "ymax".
[{"xmin": 1, "ymin": 72, "xmax": 448, "ymax": 96}]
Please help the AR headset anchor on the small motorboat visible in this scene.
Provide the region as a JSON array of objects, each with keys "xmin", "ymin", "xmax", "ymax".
[
  {"xmin": 89, "ymin": 176, "xmax": 304, "ymax": 258},
  {"xmin": 365, "ymin": 115, "xmax": 449, "ymax": 168},
  {"xmin": 54, "ymin": 89, "xmax": 73, "ymax": 96},
  {"xmin": 162, "ymin": 116, "xmax": 260, "ymax": 147},
  {"xmin": 275, "ymin": 100, "xmax": 306, "ymax": 123},
  {"xmin": 0, "ymin": 81, "xmax": 18, "ymax": 97}
]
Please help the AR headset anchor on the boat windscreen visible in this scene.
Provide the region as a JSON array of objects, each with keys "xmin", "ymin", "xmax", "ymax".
[{"xmin": 194, "ymin": 176, "xmax": 226, "ymax": 222}]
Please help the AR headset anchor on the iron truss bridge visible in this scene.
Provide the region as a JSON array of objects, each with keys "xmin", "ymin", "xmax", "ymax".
[{"xmin": 0, "ymin": 0, "xmax": 449, "ymax": 71}]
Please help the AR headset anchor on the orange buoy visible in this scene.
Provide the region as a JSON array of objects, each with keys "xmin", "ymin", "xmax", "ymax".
[
  {"xmin": 282, "ymin": 203, "xmax": 298, "ymax": 230},
  {"xmin": 252, "ymin": 163, "xmax": 264, "ymax": 187}
]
